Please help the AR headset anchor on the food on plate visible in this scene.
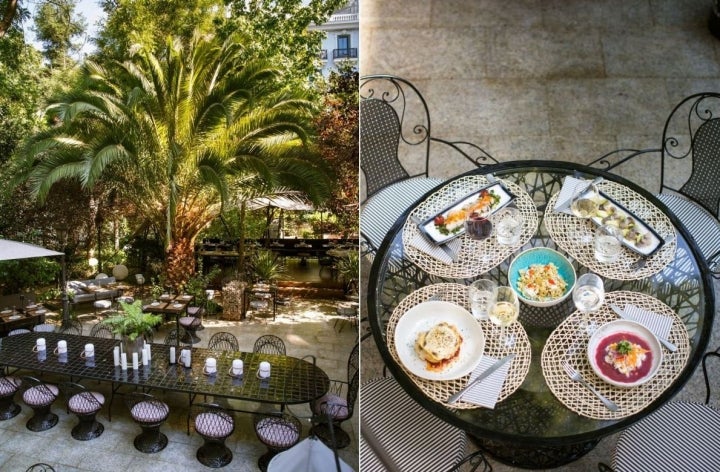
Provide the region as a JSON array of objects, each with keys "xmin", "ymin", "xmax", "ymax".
[
  {"xmin": 433, "ymin": 188, "xmax": 501, "ymax": 236},
  {"xmin": 593, "ymin": 200, "xmax": 652, "ymax": 248},
  {"xmin": 516, "ymin": 263, "xmax": 568, "ymax": 301},
  {"xmin": 594, "ymin": 331, "xmax": 654, "ymax": 383},
  {"xmin": 414, "ymin": 322, "xmax": 463, "ymax": 371}
]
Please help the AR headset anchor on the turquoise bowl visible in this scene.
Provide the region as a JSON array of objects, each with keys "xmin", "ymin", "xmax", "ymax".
[{"xmin": 508, "ymin": 247, "xmax": 577, "ymax": 307}]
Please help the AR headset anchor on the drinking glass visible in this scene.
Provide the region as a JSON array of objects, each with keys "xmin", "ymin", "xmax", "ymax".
[
  {"xmin": 572, "ymin": 273, "xmax": 605, "ymax": 336},
  {"xmin": 488, "ymin": 286, "xmax": 520, "ymax": 347},
  {"xmin": 570, "ymin": 183, "xmax": 599, "ymax": 243},
  {"xmin": 464, "ymin": 209, "xmax": 493, "ymax": 240},
  {"xmin": 468, "ymin": 279, "xmax": 497, "ymax": 321},
  {"xmin": 594, "ymin": 224, "xmax": 623, "ymax": 263},
  {"xmin": 494, "ymin": 206, "xmax": 523, "ymax": 245}
]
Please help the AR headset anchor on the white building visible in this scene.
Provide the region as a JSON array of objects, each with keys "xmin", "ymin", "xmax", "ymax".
[{"xmin": 310, "ymin": 0, "xmax": 359, "ymax": 77}]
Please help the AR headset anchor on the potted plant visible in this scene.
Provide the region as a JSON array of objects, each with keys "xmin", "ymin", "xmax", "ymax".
[
  {"xmin": 252, "ymin": 250, "xmax": 285, "ymax": 284},
  {"xmin": 337, "ymin": 251, "xmax": 359, "ymax": 298},
  {"xmin": 103, "ymin": 300, "xmax": 162, "ymax": 356}
]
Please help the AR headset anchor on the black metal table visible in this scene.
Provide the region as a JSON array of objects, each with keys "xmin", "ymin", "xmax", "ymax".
[
  {"xmin": 0, "ymin": 332, "xmax": 329, "ymax": 432},
  {"xmin": 367, "ymin": 160, "xmax": 715, "ymax": 469}
]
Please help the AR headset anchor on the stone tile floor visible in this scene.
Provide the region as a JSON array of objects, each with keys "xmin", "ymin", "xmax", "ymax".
[
  {"xmin": 360, "ymin": 0, "xmax": 720, "ymax": 470},
  {"xmin": 0, "ymin": 298, "xmax": 358, "ymax": 471}
]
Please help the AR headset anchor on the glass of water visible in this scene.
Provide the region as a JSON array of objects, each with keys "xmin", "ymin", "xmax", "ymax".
[
  {"xmin": 468, "ymin": 279, "xmax": 497, "ymax": 321},
  {"xmin": 488, "ymin": 286, "xmax": 520, "ymax": 347},
  {"xmin": 594, "ymin": 224, "xmax": 623, "ymax": 263},
  {"xmin": 494, "ymin": 206, "xmax": 523, "ymax": 246},
  {"xmin": 572, "ymin": 273, "xmax": 605, "ymax": 336}
]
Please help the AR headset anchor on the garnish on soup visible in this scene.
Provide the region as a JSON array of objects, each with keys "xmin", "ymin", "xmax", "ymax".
[{"xmin": 604, "ymin": 337, "xmax": 650, "ymax": 377}]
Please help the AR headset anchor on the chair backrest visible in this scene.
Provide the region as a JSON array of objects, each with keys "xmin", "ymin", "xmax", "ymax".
[
  {"xmin": 660, "ymin": 93, "xmax": 720, "ymax": 218},
  {"xmin": 253, "ymin": 335, "xmax": 286, "ymax": 355},
  {"xmin": 360, "ymin": 75, "xmax": 431, "ymax": 201},
  {"xmin": 58, "ymin": 320, "xmax": 83, "ymax": 336},
  {"xmin": 20, "ymin": 376, "xmax": 58, "ymax": 403},
  {"xmin": 208, "ymin": 332, "xmax": 239, "ymax": 351},
  {"xmin": 347, "ymin": 343, "xmax": 359, "ymax": 384},
  {"xmin": 163, "ymin": 327, "xmax": 189, "ymax": 346},
  {"xmin": 89, "ymin": 322, "xmax": 115, "ymax": 339}
]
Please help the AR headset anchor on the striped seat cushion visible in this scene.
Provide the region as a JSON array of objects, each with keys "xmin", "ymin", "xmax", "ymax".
[
  {"xmin": 657, "ymin": 193, "xmax": 720, "ymax": 264},
  {"xmin": 361, "ymin": 177, "xmax": 444, "ymax": 251},
  {"xmin": 0, "ymin": 376, "xmax": 19, "ymax": 396},
  {"xmin": 131, "ymin": 401, "xmax": 168, "ymax": 423},
  {"xmin": 256, "ymin": 418, "xmax": 300, "ymax": 448},
  {"xmin": 314, "ymin": 394, "xmax": 348, "ymax": 420},
  {"xmin": 614, "ymin": 401, "xmax": 720, "ymax": 471},
  {"xmin": 360, "ymin": 377, "xmax": 467, "ymax": 472},
  {"xmin": 195, "ymin": 411, "xmax": 234, "ymax": 438},
  {"xmin": 22, "ymin": 384, "xmax": 59, "ymax": 406},
  {"xmin": 68, "ymin": 391, "xmax": 105, "ymax": 414}
]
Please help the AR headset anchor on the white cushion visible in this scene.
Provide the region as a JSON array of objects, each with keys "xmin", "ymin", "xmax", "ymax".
[
  {"xmin": 93, "ymin": 300, "xmax": 112, "ymax": 309},
  {"xmin": 314, "ymin": 394, "xmax": 348, "ymax": 420},
  {"xmin": 23, "ymin": 384, "xmax": 59, "ymax": 406},
  {"xmin": 0, "ymin": 377, "xmax": 19, "ymax": 395},
  {"xmin": 195, "ymin": 412, "xmax": 234, "ymax": 438},
  {"xmin": 256, "ymin": 418, "xmax": 300, "ymax": 448},
  {"xmin": 68, "ymin": 391, "xmax": 104, "ymax": 414},
  {"xmin": 131, "ymin": 400, "xmax": 168, "ymax": 423}
]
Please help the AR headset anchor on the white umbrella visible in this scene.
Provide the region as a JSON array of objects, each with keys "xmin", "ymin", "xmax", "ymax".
[{"xmin": 268, "ymin": 437, "xmax": 354, "ymax": 472}]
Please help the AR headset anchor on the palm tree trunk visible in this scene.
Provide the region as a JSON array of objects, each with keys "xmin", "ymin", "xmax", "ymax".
[{"xmin": 165, "ymin": 236, "xmax": 195, "ymax": 291}]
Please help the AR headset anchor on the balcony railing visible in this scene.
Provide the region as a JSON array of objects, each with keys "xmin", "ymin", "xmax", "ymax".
[{"xmin": 333, "ymin": 48, "xmax": 358, "ymax": 59}]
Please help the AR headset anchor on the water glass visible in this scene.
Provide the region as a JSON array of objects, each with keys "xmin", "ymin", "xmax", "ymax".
[
  {"xmin": 468, "ymin": 279, "xmax": 497, "ymax": 321},
  {"xmin": 495, "ymin": 207, "xmax": 523, "ymax": 245},
  {"xmin": 572, "ymin": 273, "xmax": 605, "ymax": 336},
  {"xmin": 594, "ymin": 224, "xmax": 623, "ymax": 263}
]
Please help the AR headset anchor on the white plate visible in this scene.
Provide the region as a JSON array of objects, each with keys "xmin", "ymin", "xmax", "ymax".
[
  {"xmin": 587, "ymin": 319, "xmax": 662, "ymax": 388},
  {"xmin": 8, "ymin": 315, "xmax": 21, "ymax": 320},
  {"xmin": 394, "ymin": 300, "xmax": 485, "ymax": 380}
]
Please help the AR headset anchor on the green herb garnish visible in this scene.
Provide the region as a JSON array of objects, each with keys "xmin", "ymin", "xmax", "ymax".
[{"xmin": 616, "ymin": 340, "xmax": 632, "ymax": 355}]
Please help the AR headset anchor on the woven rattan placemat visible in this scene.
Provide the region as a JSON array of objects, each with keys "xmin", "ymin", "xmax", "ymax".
[
  {"xmin": 402, "ymin": 176, "xmax": 538, "ymax": 278},
  {"xmin": 387, "ymin": 283, "xmax": 531, "ymax": 409},
  {"xmin": 541, "ymin": 291, "xmax": 690, "ymax": 420},
  {"xmin": 545, "ymin": 181, "xmax": 676, "ymax": 280}
]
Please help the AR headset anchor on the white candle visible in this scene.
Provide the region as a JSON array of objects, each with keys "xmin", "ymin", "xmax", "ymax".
[
  {"xmin": 141, "ymin": 347, "xmax": 148, "ymax": 366},
  {"xmin": 145, "ymin": 344, "xmax": 152, "ymax": 361},
  {"xmin": 169, "ymin": 346, "xmax": 176, "ymax": 364},
  {"xmin": 132, "ymin": 352, "xmax": 139, "ymax": 370},
  {"xmin": 121, "ymin": 353, "xmax": 128, "ymax": 370},
  {"xmin": 113, "ymin": 346, "xmax": 120, "ymax": 366}
]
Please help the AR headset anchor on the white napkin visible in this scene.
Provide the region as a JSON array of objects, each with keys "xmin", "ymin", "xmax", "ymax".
[
  {"xmin": 458, "ymin": 355, "xmax": 512, "ymax": 409},
  {"xmin": 555, "ymin": 176, "xmax": 591, "ymax": 214},
  {"xmin": 622, "ymin": 304, "xmax": 673, "ymax": 340},
  {"xmin": 409, "ymin": 233, "xmax": 462, "ymax": 264}
]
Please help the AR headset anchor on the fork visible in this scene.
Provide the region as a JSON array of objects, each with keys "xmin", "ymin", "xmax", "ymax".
[{"xmin": 561, "ymin": 360, "xmax": 619, "ymax": 412}]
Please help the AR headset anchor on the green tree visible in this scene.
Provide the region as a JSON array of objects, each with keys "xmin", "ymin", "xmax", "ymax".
[
  {"xmin": 32, "ymin": 0, "xmax": 86, "ymax": 68},
  {"xmin": 17, "ymin": 31, "xmax": 331, "ymax": 289}
]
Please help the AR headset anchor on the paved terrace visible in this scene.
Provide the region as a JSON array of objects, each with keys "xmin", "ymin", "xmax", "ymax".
[{"xmin": 0, "ymin": 297, "xmax": 359, "ymax": 471}]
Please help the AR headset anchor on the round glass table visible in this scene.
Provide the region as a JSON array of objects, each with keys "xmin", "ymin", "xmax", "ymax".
[{"xmin": 367, "ymin": 160, "xmax": 715, "ymax": 469}]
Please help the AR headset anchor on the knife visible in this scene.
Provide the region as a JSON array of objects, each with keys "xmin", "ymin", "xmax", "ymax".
[
  {"xmin": 446, "ymin": 353, "xmax": 515, "ymax": 404},
  {"xmin": 609, "ymin": 304, "xmax": 677, "ymax": 352},
  {"xmin": 409, "ymin": 215, "xmax": 459, "ymax": 262},
  {"xmin": 556, "ymin": 176, "xmax": 604, "ymax": 212}
]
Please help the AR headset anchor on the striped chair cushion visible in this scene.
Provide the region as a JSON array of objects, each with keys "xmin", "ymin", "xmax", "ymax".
[
  {"xmin": 657, "ymin": 193, "xmax": 720, "ymax": 263},
  {"xmin": 256, "ymin": 418, "xmax": 300, "ymax": 448},
  {"xmin": 361, "ymin": 177, "xmax": 444, "ymax": 251},
  {"xmin": 68, "ymin": 391, "xmax": 105, "ymax": 414},
  {"xmin": 360, "ymin": 377, "xmax": 467, "ymax": 472},
  {"xmin": 314, "ymin": 394, "xmax": 348, "ymax": 420},
  {"xmin": 22, "ymin": 384, "xmax": 59, "ymax": 406},
  {"xmin": 0, "ymin": 376, "xmax": 19, "ymax": 396},
  {"xmin": 131, "ymin": 401, "xmax": 168, "ymax": 423},
  {"xmin": 8, "ymin": 329, "xmax": 31, "ymax": 336},
  {"xmin": 195, "ymin": 412, "xmax": 234, "ymax": 438},
  {"xmin": 613, "ymin": 401, "xmax": 720, "ymax": 471}
]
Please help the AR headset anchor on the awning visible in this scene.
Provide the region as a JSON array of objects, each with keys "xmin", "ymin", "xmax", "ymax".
[{"xmin": 0, "ymin": 239, "xmax": 65, "ymax": 261}]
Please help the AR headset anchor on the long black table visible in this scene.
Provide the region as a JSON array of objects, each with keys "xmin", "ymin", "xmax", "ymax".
[{"xmin": 0, "ymin": 332, "xmax": 330, "ymax": 431}]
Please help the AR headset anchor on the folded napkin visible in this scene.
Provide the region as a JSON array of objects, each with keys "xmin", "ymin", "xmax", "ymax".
[
  {"xmin": 554, "ymin": 176, "xmax": 592, "ymax": 214},
  {"xmin": 459, "ymin": 355, "xmax": 512, "ymax": 409},
  {"xmin": 622, "ymin": 304, "xmax": 673, "ymax": 340},
  {"xmin": 409, "ymin": 233, "xmax": 462, "ymax": 265}
]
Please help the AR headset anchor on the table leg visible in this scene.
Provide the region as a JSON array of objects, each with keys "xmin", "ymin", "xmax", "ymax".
[{"xmin": 471, "ymin": 435, "xmax": 600, "ymax": 469}]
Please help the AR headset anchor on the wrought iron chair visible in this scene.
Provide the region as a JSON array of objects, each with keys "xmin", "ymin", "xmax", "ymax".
[
  {"xmin": 58, "ymin": 319, "xmax": 83, "ymax": 336},
  {"xmin": 0, "ymin": 375, "xmax": 21, "ymax": 420},
  {"xmin": 125, "ymin": 391, "xmax": 170, "ymax": 453},
  {"xmin": 361, "ymin": 376, "xmax": 492, "ymax": 472},
  {"xmin": 208, "ymin": 332, "xmax": 239, "ymax": 351},
  {"xmin": 162, "ymin": 327, "xmax": 191, "ymax": 346},
  {"xmin": 253, "ymin": 335, "xmax": 286, "ymax": 355},
  {"xmin": 89, "ymin": 322, "xmax": 115, "ymax": 339},
  {"xmin": 254, "ymin": 412, "xmax": 302, "ymax": 471},
  {"xmin": 8, "ymin": 328, "xmax": 31, "ymax": 336},
  {"xmin": 59, "ymin": 382, "xmax": 105, "ymax": 441},
  {"xmin": 20, "ymin": 376, "xmax": 59, "ymax": 432},
  {"xmin": 589, "ymin": 92, "xmax": 720, "ymax": 277},
  {"xmin": 178, "ymin": 315, "xmax": 202, "ymax": 344},
  {"xmin": 597, "ymin": 347, "xmax": 720, "ymax": 471},
  {"xmin": 32, "ymin": 323, "xmax": 55, "ymax": 333},
  {"xmin": 191, "ymin": 402, "xmax": 235, "ymax": 468},
  {"xmin": 309, "ymin": 370, "xmax": 359, "ymax": 449},
  {"xmin": 25, "ymin": 464, "xmax": 56, "ymax": 472},
  {"xmin": 360, "ymin": 74, "xmax": 498, "ymax": 256}
]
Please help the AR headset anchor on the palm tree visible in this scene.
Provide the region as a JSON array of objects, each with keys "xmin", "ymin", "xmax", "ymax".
[{"xmin": 18, "ymin": 31, "xmax": 331, "ymax": 288}]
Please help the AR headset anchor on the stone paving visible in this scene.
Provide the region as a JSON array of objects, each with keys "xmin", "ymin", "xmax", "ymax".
[{"xmin": 0, "ymin": 298, "xmax": 358, "ymax": 471}]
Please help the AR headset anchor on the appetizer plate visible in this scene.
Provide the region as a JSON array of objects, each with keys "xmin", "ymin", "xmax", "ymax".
[
  {"xmin": 508, "ymin": 247, "xmax": 576, "ymax": 307},
  {"xmin": 394, "ymin": 300, "xmax": 485, "ymax": 381},
  {"xmin": 419, "ymin": 183, "xmax": 515, "ymax": 244},
  {"xmin": 587, "ymin": 319, "xmax": 662, "ymax": 388}
]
